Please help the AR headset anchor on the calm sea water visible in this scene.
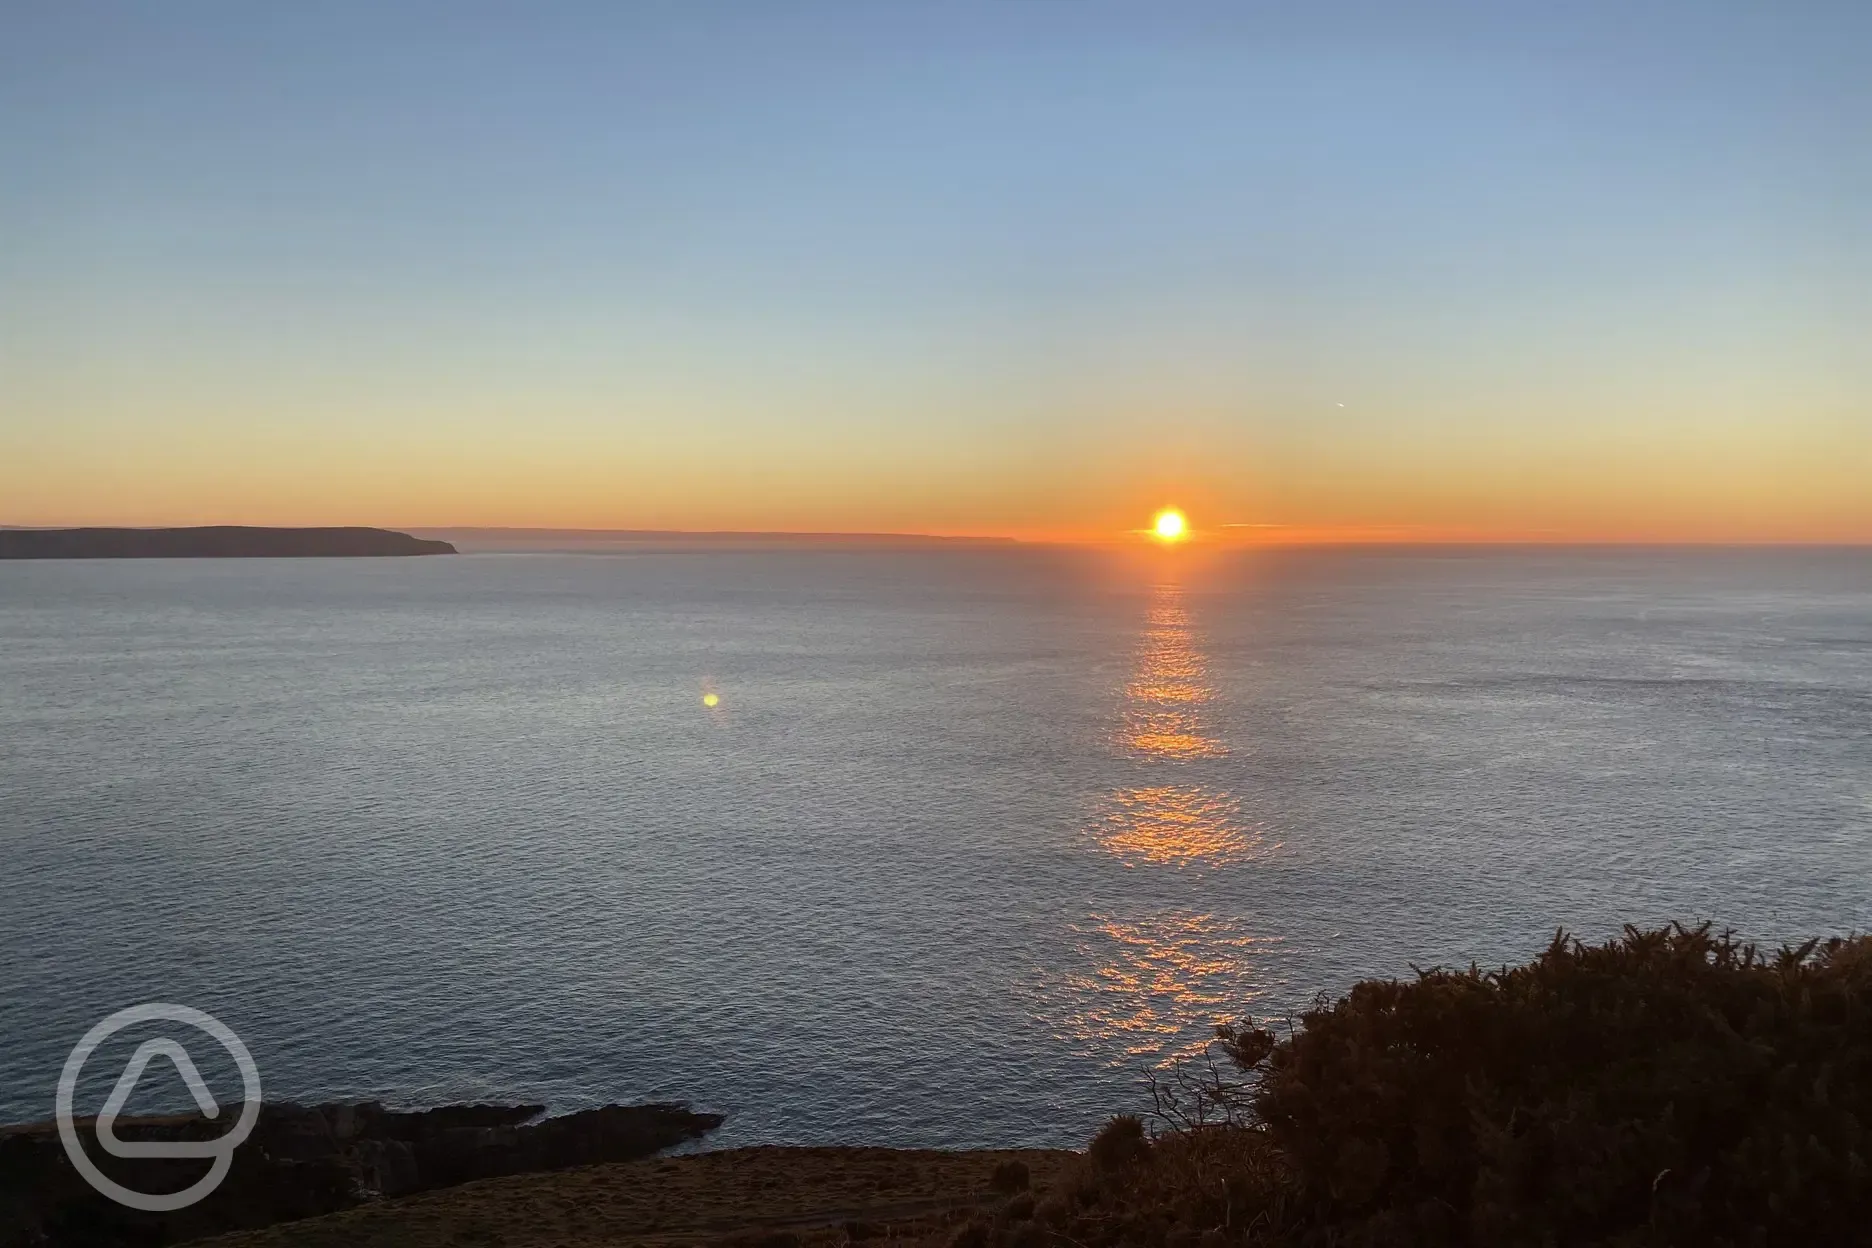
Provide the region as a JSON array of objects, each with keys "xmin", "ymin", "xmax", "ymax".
[{"xmin": 2, "ymin": 547, "xmax": 1869, "ymax": 1146}]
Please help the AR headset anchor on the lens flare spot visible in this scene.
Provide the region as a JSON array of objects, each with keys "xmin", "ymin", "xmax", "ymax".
[{"xmin": 702, "ymin": 692, "xmax": 720, "ymax": 708}]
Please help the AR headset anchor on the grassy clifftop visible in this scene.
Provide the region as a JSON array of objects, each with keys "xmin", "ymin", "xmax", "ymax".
[
  {"xmin": 185, "ymin": 924, "xmax": 1872, "ymax": 1247},
  {"xmin": 202, "ymin": 1147, "xmax": 1078, "ymax": 1248}
]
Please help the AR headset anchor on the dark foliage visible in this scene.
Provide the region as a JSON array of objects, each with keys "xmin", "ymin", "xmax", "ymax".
[
  {"xmin": 1003, "ymin": 1193, "xmax": 1038, "ymax": 1221},
  {"xmin": 1090, "ymin": 1117, "xmax": 1153, "ymax": 1171},
  {"xmin": 1048, "ymin": 924, "xmax": 1872, "ymax": 1248},
  {"xmin": 992, "ymin": 1159, "xmax": 1034, "ymax": 1193},
  {"xmin": 950, "ymin": 1217, "xmax": 994, "ymax": 1248}
]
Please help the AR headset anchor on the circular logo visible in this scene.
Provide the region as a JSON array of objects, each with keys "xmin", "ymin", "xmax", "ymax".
[{"xmin": 55, "ymin": 1003, "xmax": 262, "ymax": 1212}]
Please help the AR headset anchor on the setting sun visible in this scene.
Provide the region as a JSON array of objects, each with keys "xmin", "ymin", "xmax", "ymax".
[{"xmin": 1152, "ymin": 509, "xmax": 1188, "ymax": 542}]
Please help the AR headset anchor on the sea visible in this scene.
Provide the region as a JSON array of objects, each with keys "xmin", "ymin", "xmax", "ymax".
[{"xmin": 2, "ymin": 546, "xmax": 1869, "ymax": 1146}]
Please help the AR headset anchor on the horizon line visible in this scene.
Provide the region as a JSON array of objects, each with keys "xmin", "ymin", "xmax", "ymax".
[{"xmin": 7, "ymin": 523, "xmax": 1868, "ymax": 550}]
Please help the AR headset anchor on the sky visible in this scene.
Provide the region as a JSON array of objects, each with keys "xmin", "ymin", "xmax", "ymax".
[{"xmin": 2, "ymin": 0, "xmax": 1868, "ymax": 542}]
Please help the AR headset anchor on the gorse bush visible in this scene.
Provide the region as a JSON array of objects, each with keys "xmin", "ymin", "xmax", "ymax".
[
  {"xmin": 1243, "ymin": 923, "xmax": 1872, "ymax": 1244},
  {"xmin": 1089, "ymin": 1117, "xmax": 1153, "ymax": 1172},
  {"xmin": 1048, "ymin": 924, "xmax": 1872, "ymax": 1248}
]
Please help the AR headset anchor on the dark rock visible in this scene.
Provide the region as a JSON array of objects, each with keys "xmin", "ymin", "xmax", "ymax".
[
  {"xmin": 0, "ymin": 1099, "xmax": 721, "ymax": 1247},
  {"xmin": 349, "ymin": 1137, "xmax": 421, "ymax": 1199}
]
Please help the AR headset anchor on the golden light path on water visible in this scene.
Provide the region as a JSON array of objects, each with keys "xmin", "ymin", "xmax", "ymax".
[
  {"xmin": 1058, "ymin": 913, "xmax": 1268, "ymax": 1060},
  {"xmin": 1104, "ymin": 581, "xmax": 1247, "ymax": 863},
  {"xmin": 1119, "ymin": 588, "xmax": 1229, "ymax": 763},
  {"xmin": 1045, "ymin": 573, "xmax": 1285, "ymax": 1066},
  {"xmin": 1095, "ymin": 785, "xmax": 1247, "ymax": 866}
]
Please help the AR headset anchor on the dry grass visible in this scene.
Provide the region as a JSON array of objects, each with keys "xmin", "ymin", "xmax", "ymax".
[{"xmin": 199, "ymin": 1147, "xmax": 1078, "ymax": 1248}]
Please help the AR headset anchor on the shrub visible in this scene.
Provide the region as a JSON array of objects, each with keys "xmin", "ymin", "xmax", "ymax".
[
  {"xmin": 1057, "ymin": 923, "xmax": 1872, "ymax": 1247},
  {"xmin": 1234, "ymin": 923, "xmax": 1872, "ymax": 1244},
  {"xmin": 1089, "ymin": 1116, "xmax": 1152, "ymax": 1171},
  {"xmin": 948, "ymin": 1217, "xmax": 992, "ymax": 1248},
  {"xmin": 1046, "ymin": 1121, "xmax": 1293, "ymax": 1247}
]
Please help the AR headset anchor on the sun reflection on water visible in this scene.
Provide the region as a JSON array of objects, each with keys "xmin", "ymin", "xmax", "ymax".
[
  {"xmin": 1091, "ymin": 581, "xmax": 1274, "ymax": 867},
  {"xmin": 1039, "ymin": 577, "xmax": 1284, "ymax": 1071},
  {"xmin": 1096, "ymin": 784, "xmax": 1252, "ymax": 865},
  {"xmin": 1118, "ymin": 590, "xmax": 1228, "ymax": 761},
  {"xmin": 1052, "ymin": 912, "xmax": 1282, "ymax": 1064}
]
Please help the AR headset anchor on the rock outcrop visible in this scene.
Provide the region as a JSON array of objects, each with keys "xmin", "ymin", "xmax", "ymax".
[{"xmin": 0, "ymin": 1100, "xmax": 722, "ymax": 1246}]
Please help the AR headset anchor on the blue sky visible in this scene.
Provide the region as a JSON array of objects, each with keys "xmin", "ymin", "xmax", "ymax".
[{"xmin": 3, "ymin": 1, "xmax": 1867, "ymax": 537}]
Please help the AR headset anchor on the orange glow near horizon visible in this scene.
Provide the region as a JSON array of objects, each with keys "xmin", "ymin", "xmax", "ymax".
[{"xmin": 2, "ymin": 421, "xmax": 1868, "ymax": 546}]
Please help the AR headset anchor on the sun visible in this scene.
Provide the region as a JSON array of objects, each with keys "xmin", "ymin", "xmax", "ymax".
[{"xmin": 1152, "ymin": 508, "xmax": 1188, "ymax": 542}]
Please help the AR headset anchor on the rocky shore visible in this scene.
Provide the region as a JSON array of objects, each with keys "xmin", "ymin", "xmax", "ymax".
[{"xmin": 0, "ymin": 1100, "xmax": 722, "ymax": 1247}]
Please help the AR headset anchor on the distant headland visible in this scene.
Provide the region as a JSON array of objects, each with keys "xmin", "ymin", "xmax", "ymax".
[
  {"xmin": 0, "ymin": 526, "xmax": 457, "ymax": 559},
  {"xmin": 408, "ymin": 527, "xmax": 1019, "ymax": 553}
]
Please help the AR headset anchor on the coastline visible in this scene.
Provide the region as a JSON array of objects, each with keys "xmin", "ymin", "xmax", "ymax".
[
  {"xmin": 0, "ymin": 527, "xmax": 456, "ymax": 559},
  {"xmin": 0, "ymin": 1100, "xmax": 720, "ymax": 1247}
]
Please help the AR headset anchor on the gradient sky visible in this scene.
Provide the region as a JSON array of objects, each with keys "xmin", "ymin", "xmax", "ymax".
[{"xmin": 3, "ymin": 1, "xmax": 1868, "ymax": 541}]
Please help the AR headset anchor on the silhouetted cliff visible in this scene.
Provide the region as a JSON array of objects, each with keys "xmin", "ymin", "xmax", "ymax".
[{"xmin": 0, "ymin": 527, "xmax": 456, "ymax": 558}]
